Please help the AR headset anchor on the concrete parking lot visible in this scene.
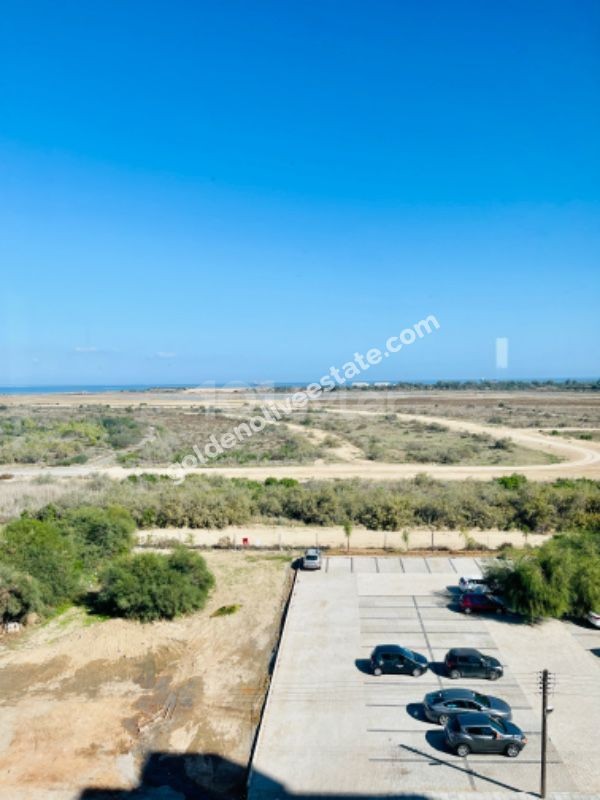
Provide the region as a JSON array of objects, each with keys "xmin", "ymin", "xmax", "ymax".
[{"xmin": 248, "ymin": 556, "xmax": 600, "ymax": 799}]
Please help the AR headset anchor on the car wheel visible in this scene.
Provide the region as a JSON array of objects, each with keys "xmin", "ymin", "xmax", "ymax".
[
  {"xmin": 449, "ymin": 669, "xmax": 461, "ymax": 679},
  {"xmin": 456, "ymin": 744, "xmax": 470, "ymax": 757},
  {"xmin": 506, "ymin": 744, "xmax": 520, "ymax": 758},
  {"xmin": 373, "ymin": 667, "xmax": 382, "ymax": 676},
  {"xmin": 438, "ymin": 713, "xmax": 449, "ymax": 726},
  {"xmin": 412, "ymin": 667, "xmax": 423, "ymax": 677},
  {"xmin": 464, "ymin": 607, "xmax": 472, "ymax": 614},
  {"xmin": 489, "ymin": 671, "xmax": 500, "ymax": 681}
]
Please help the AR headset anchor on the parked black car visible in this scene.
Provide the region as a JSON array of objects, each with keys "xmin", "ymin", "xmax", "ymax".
[
  {"xmin": 423, "ymin": 688, "xmax": 512, "ymax": 724},
  {"xmin": 444, "ymin": 712, "xmax": 527, "ymax": 757},
  {"xmin": 370, "ymin": 645, "xmax": 429, "ymax": 677},
  {"xmin": 444, "ymin": 648, "xmax": 503, "ymax": 680}
]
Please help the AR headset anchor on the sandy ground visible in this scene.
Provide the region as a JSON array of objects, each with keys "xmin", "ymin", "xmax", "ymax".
[
  {"xmin": 0, "ymin": 552, "xmax": 291, "ymax": 800},
  {"xmin": 137, "ymin": 524, "xmax": 550, "ymax": 551}
]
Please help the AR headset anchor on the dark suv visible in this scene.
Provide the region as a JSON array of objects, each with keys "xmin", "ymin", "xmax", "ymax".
[
  {"xmin": 444, "ymin": 712, "xmax": 527, "ymax": 757},
  {"xmin": 370, "ymin": 645, "xmax": 429, "ymax": 677},
  {"xmin": 444, "ymin": 648, "xmax": 503, "ymax": 680}
]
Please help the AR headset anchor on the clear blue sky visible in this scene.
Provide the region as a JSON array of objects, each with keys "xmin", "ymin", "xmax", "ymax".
[{"xmin": 1, "ymin": 0, "xmax": 599, "ymax": 386}]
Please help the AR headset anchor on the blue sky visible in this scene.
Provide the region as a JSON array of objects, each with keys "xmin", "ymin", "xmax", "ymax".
[{"xmin": 1, "ymin": 0, "xmax": 599, "ymax": 385}]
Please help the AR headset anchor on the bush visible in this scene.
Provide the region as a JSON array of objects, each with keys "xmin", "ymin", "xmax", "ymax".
[
  {"xmin": 484, "ymin": 531, "xmax": 600, "ymax": 620},
  {"xmin": 1, "ymin": 518, "xmax": 80, "ymax": 605},
  {"xmin": 100, "ymin": 416, "xmax": 143, "ymax": 449},
  {"xmin": 0, "ymin": 564, "xmax": 43, "ymax": 622},
  {"xmin": 97, "ymin": 548, "xmax": 215, "ymax": 622},
  {"xmin": 61, "ymin": 505, "xmax": 135, "ymax": 569}
]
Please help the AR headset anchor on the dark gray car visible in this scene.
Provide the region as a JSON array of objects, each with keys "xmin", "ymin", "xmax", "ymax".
[
  {"xmin": 370, "ymin": 645, "xmax": 429, "ymax": 677},
  {"xmin": 444, "ymin": 712, "xmax": 527, "ymax": 758},
  {"xmin": 423, "ymin": 688, "xmax": 512, "ymax": 725},
  {"xmin": 444, "ymin": 648, "xmax": 503, "ymax": 680}
]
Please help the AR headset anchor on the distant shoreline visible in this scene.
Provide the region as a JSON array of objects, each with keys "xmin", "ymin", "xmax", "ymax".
[{"xmin": 0, "ymin": 378, "xmax": 598, "ymax": 396}]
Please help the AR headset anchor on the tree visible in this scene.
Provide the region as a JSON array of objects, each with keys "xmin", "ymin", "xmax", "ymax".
[
  {"xmin": 98, "ymin": 548, "xmax": 215, "ymax": 622},
  {"xmin": 1, "ymin": 518, "xmax": 80, "ymax": 605},
  {"xmin": 0, "ymin": 564, "xmax": 43, "ymax": 622},
  {"xmin": 343, "ymin": 520, "xmax": 353, "ymax": 553}
]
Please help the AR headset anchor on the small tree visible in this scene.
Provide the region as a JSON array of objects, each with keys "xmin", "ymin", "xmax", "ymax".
[{"xmin": 343, "ymin": 520, "xmax": 353, "ymax": 553}]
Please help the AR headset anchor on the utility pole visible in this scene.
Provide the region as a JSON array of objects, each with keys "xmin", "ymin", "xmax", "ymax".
[{"xmin": 538, "ymin": 669, "xmax": 555, "ymax": 799}]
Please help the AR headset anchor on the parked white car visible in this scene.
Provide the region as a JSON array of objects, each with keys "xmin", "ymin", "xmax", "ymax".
[
  {"xmin": 302, "ymin": 548, "xmax": 322, "ymax": 570},
  {"xmin": 458, "ymin": 576, "xmax": 489, "ymax": 594},
  {"xmin": 586, "ymin": 610, "xmax": 600, "ymax": 628}
]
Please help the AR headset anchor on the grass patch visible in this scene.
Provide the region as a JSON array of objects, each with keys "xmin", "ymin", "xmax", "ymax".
[{"xmin": 211, "ymin": 604, "xmax": 241, "ymax": 617}]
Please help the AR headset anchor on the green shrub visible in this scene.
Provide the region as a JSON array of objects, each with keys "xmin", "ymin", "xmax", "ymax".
[
  {"xmin": 97, "ymin": 548, "xmax": 215, "ymax": 622},
  {"xmin": 61, "ymin": 505, "xmax": 136, "ymax": 569},
  {"xmin": 0, "ymin": 563, "xmax": 43, "ymax": 622},
  {"xmin": 100, "ymin": 416, "xmax": 143, "ymax": 449},
  {"xmin": 484, "ymin": 531, "xmax": 600, "ymax": 620},
  {"xmin": 495, "ymin": 473, "xmax": 528, "ymax": 490},
  {"xmin": 1, "ymin": 518, "xmax": 80, "ymax": 605},
  {"xmin": 211, "ymin": 604, "xmax": 241, "ymax": 617}
]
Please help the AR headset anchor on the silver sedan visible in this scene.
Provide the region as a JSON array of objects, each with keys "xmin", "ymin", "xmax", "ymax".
[{"xmin": 423, "ymin": 688, "xmax": 512, "ymax": 725}]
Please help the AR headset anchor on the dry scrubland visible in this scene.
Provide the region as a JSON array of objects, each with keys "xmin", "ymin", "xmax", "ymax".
[
  {"xmin": 0, "ymin": 551, "xmax": 291, "ymax": 800},
  {"xmin": 322, "ymin": 390, "xmax": 600, "ymax": 428},
  {"xmin": 303, "ymin": 411, "xmax": 558, "ymax": 465},
  {"xmin": 0, "ymin": 392, "xmax": 580, "ymax": 470}
]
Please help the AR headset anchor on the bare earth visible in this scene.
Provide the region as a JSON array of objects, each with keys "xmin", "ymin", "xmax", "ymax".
[{"xmin": 0, "ymin": 552, "xmax": 291, "ymax": 800}]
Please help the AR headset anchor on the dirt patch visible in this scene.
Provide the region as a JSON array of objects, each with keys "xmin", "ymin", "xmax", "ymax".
[{"xmin": 0, "ymin": 552, "xmax": 291, "ymax": 800}]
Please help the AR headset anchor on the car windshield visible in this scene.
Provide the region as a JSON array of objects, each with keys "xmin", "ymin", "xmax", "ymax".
[
  {"xmin": 474, "ymin": 692, "xmax": 490, "ymax": 707},
  {"xmin": 403, "ymin": 648, "xmax": 419, "ymax": 660},
  {"xmin": 491, "ymin": 717, "xmax": 508, "ymax": 734},
  {"xmin": 305, "ymin": 554, "xmax": 318, "ymax": 560}
]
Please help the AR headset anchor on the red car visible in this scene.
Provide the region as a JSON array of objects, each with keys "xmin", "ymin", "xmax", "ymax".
[{"xmin": 460, "ymin": 592, "xmax": 507, "ymax": 615}]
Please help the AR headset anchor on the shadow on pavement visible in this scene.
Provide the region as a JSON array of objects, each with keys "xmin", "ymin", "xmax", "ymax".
[
  {"xmin": 354, "ymin": 658, "xmax": 373, "ymax": 675},
  {"xmin": 78, "ymin": 750, "xmax": 435, "ymax": 800},
  {"xmin": 402, "ymin": 742, "xmax": 524, "ymax": 794},
  {"xmin": 406, "ymin": 702, "xmax": 428, "ymax": 722},
  {"xmin": 427, "ymin": 661, "xmax": 447, "ymax": 677}
]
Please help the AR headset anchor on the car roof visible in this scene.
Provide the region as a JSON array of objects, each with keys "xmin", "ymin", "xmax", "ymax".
[
  {"xmin": 373, "ymin": 644, "xmax": 408, "ymax": 654},
  {"xmin": 437, "ymin": 688, "xmax": 477, "ymax": 700},
  {"xmin": 456, "ymin": 712, "xmax": 493, "ymax": 725},
  {"xmin": 460, "ymin": 576, "xmax": 484, "ymax": 581},
  {"xmin": 305, "ymin": 548, "xmax": 320, "ymax": 555},
  {"xmin": 448, "ymin": 647, "xmax": 482, "ymax": 656}
]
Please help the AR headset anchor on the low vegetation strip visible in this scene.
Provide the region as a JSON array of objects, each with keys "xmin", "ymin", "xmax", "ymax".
[{"xmin": 20, "ymin": 472, "xmax": 599, "ymax": 533}]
